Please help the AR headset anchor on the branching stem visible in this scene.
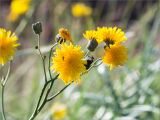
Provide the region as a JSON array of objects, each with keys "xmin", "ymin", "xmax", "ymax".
[{"xmin": 1, "ymin": 62, "xmax": 11, "ymax": 120}]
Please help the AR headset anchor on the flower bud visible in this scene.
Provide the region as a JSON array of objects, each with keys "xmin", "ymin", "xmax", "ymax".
[
  {"xmin": 87, "ymin": 39, "xmax": 98, "ymax": 51},
  {"xmin": 84, "ymin": 56, "xmax": 94, "ymax": 69},
  {"xmin": 32, "ymin": 22, "xmax": 42, "ymax": 35}
]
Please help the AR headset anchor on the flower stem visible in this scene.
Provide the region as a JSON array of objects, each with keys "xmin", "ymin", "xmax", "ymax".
[
  {"xmin": 37, "ymin": 34, "xmax": 47, "ymax": 83},
  {"xmin": 36, "ymin": 84, "xmax": 69, "ymax": 114},
  {"xmin": 1, "ymin": 85, "xmax": 6, "ymax": 120},
  {"xmin": 47, "ymin": 83, "xmax": 71, "ymax": 102},
  {"xmin": 84, "ymin": 50, "xmax": 90, "ymax": 57},
  {"xmin": 48, "ymin": 43, "xmax": 58, "ymax": 80},
  {"xmin": 28, "ymin": 75, "xmax": 59, "ymax": 120},
  {"xmin": 28, "ymin": 82, "xmax": 69, "ymax": 120},
  {"xmin": 82, "ymin": 58, "xmax": 102, "ymax": 75},
  {"xmin": 1, "ymin": 62, "xmax": 11, "ymax": 120}
]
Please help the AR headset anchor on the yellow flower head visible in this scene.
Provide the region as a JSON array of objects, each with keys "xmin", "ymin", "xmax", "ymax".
[
  {"xmin": 7, "ymin": 0, "xmax": 31, "ymax": 22},
  {"xmin": 103, "ymin": 44, "xmax": 128, "ymax": 70},
  {"xmin": 51, "ymin": 102, "xmax": 67, "ymax": 120},
  {"xmin": 83, "ymin": 30, "xmax": 101, "ymax": 43},
  {"xmin": 71, "ymin": 3, "xmax": 92, "ymax": 17},
  {"xmin": 97, "ymin": 27, "xmax": 127, "ymax": 45},
  {"xmin": 0, "ymin": 28, "xmax": 19, "ymax": 65},
  {"xmin": 51, "ymin": 43, "xmax": 86, "ymax": 84},
  {"xmin": 58, "ymin": 28, "xmax": 72, "ymax": 42}
]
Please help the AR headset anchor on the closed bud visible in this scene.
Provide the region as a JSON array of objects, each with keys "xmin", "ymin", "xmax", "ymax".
[
  {"xmin": 84, "ymin": 56, "xmax": 94, "ymax": 69},
  {"xmin": 87, "ymin": 39, "xmax": 98, "ymax": 52},
  {"xmin": 32, "ymin": 22, "xmax": 42, "ymax": 35}
]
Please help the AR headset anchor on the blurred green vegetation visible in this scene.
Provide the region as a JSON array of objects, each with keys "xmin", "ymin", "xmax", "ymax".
[{"xmin": 0, "ymin": 0, "xmax": 160, "ymax": 120}]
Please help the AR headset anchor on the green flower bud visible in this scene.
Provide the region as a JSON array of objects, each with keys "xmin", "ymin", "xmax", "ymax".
[
  {"xmin": 32, "ymin": 22, "xmax": 42, "ymax": 35},
  {"xmin": 87, "ymin": 39, "xmax": 98, "ymax": 51},
  {"xmin": 84, "ymin": 56, "xmax": 94, "ymax": 69}
]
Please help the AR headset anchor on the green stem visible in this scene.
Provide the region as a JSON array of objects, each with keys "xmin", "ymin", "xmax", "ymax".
[
  {"xmin": 37, "ymin": 34, "xmax": 47, "ymax": 83},
  {"xmin": 44, "ymin": 74, "xmax": 59, "ymax": 97},
  {"xmin": 1, "ymin": 85, "xmax": 6, "ymax": 120},
  {"xmin": 47, "ymin": 83, "xmax": 71, "ymax": 102},
  {"xmin": 28, "ymin": 83, "xmax": 48, "ymax": 120},
  {"xmin": 39, "ymin": 74, "xmax": 59, "ymax": 110},
  {"xmin": 36, "ymin": 83, "xmax": 71, "ymax": 116},
  {"xmin": 1, "ymin": 62, "xmax": 11, "ymax": 120},
  {"xmin": 48, "ymin": 43, "xmax": 58, "ymax": 80},
  {"xmin": 28, "ymin": 75, "xmax": 59, "ymax": 120},
  {"xmin": 84, "ymin": 50, "xmax": 90, "ymax": 58},
  {"xmin": 82, "ymin": 58, "xmax": 102, "ymax": 75},
  {"xmin": 88, "ymin": 58, "xmax": 102, "ymax": 71}
]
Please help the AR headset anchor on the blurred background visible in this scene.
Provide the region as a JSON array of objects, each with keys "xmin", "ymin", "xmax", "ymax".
[{"xmin": 0, "ymin": 0, "xmax": 160, "ymax": 120}]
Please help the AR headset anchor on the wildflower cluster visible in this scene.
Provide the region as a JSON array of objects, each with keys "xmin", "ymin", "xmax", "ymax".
[
  {"xmin": 51, "ymin": 26, "xmax": 128, "ymax": 84},
  {"xmin": 83, "ymin": 27, "xmax": 128, "ymax": 70},
  {"xmin": 0, "ymin": 22, "xmax": 128, "ymax": 120}
]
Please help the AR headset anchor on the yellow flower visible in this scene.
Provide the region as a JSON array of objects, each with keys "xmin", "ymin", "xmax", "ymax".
[
  {"xmin": 83, "ymin": 30, "xmax": 101, "ymax": 43},
  {"xmin": 71, "ymin": 3, "xmax": 92, "ymax": 17},
  {"xmin": 102, "ymin": 44, "xmax": 128, "ymax": 70},
  {"xmin": 97, "ymin": 27, "xmax": 127, "ymax": 45},
  {"xmin": 7, "ymin": 0, "xmax": 31, "ymax": 22},
  {"xmin": 51, "ymin": 43, "xmax": 86, "ymax": 84},
  {"xmin": 51, "ymin": 102, "xmax": 67, "ymax": 120},
  {"xmin": 58, "ymin": 28, "xmax": 72, "ymax": 42},
  {"xmin": 0, "ymin": 28, "xmax": 19, "ymax": 65}
]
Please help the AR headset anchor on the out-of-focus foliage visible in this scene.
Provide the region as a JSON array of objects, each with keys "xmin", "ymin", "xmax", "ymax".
[{"xmin": 0, "ymin": 0, "xmax": 160, "ymax": 120}]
